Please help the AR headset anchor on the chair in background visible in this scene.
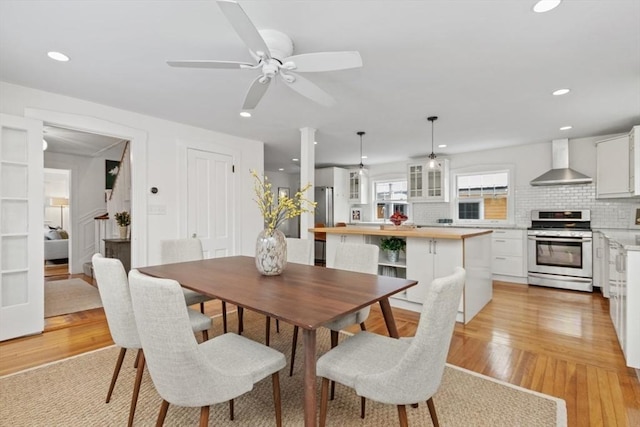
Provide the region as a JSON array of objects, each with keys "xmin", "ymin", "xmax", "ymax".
[
  {"xmin": 264, "ymin": 238, "xmax": 314, "ymax": 348},
  {"xmin": 92, "ymin": 254, "xmax": 212, "ymax": 427},
  {"xmin": 316, "ymin": 267, "xmax": 466, "ymax": 427},
  {"xmin": 160, "ymin": 238, "xmax": 227, "ymax": 332},
  {"xmin": 289, "ymin": 242, "xmax": 379, "ymax": 378},
  {"xmin": 314, "ymin": 223, "xmax": 327, "ymax": 266},
  {"xmin": 128, "ymin": 270, "xmax": 286, "ymax": 427}
]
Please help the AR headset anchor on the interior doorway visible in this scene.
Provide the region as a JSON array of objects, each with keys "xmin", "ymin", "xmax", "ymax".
[{"xmin": 43, "ymin": 168, "xmax": 71, "ymax": 278}]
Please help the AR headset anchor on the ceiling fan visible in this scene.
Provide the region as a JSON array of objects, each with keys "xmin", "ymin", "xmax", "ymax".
[{"xmin": 167, "ymin": 0, "xmax": 363, "ymax": 111}]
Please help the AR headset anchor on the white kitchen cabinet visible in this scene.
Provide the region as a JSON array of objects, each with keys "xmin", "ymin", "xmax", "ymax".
[
  {"xmin": 407, "ymin": 159, "xmax": 449, "ymax": 202},
  {"xmin": 596, "ymin": 126, "xmax": 640, "ymax": 199},
  {"xmin": 592, "ymin": 231, "xmax": 609, "ymax": 296},
  {"xmin": 325, "ymin": 233, "xmax": 366, "ymax": 268},
  {"xmin": 491, "ymin": 228, "xmax": 527, "ymax": 282},
  {"xmin": 609, "ymin": 241, "xmax": 626, "ymax": 357},
  {"xmin": 348, "ymin": 170, "xmax": 369, "ymax": 204}
]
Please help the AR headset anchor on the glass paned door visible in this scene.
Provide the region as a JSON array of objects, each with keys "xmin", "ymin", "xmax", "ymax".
[{"xmin": 0, "ymin": 114, "xmax": 44, "ymax": 341}]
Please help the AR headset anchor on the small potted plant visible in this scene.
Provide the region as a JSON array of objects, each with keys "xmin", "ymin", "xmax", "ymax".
[
  {"xmin": 114, "ymin": 211, "xmax": 130, "ymax": 240},
  {"xmin": 380, "ymin": 236, "xmax": 406, "ymax": 262}
]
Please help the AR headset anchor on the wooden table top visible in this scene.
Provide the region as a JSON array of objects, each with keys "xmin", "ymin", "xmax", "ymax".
[
  {"xmin": 308, "ymin": 226, "xmax": 492, "ymax": 239},
  {"xmin": 137, "ymin": 256, "xmax": 417, "ymax": 330}
]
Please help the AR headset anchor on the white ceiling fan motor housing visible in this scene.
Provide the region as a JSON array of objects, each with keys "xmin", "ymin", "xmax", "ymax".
[{"xmin": 259, "ymin": 29, "xmax": 294, "ymax": 61}]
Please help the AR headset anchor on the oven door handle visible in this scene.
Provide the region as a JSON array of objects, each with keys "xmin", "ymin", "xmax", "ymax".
[{"xmin": 527, "ymin": 237, "xmax": 592, "ymax": 243}]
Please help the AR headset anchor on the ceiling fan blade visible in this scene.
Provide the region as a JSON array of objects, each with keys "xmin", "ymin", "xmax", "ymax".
[
  {"xmin": 217, "ymin": 0, "xmax": 271, "ymax": 58},
  {"xmin": 167, "ymin": 60, "xmax": 253, "ymax": 69},
  {"xmin": 284, "ymin": 51, "xmax": 363, "ymax": 73},
  {"xmin": 282, "ymin": 73, "xmax": 336, "ymax": 107},
  {"xmin": 242, "ymin": 75, "xmax": 271, "ymax": 110}
]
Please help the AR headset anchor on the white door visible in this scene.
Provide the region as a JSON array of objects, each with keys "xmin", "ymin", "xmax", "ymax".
[
  {"xmin": 0, "ymin": 114, "xmax": 44, "ymax": 341},
  {"xmin": 187, "ymin": 148, "xmax": 234, "ymax": 258}
]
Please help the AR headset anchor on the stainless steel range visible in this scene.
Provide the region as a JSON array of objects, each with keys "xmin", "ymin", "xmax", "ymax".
[{"xmin": 527, "ymin": 209, "xmax": 593, "ymax": 292}]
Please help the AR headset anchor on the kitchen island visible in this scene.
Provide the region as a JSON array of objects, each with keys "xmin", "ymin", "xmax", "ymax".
[{"xmin": 310, "ymin": 226, "xmax": 493, "ymax": 323}]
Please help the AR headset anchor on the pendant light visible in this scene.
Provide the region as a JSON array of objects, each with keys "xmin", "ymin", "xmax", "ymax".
[
  {"xmin": 427, "ymin": 116, "xmax": 438, "ymax": 169},
  {"xmin": 357, "ymin": 131, "xmax": 366, "ymax": 175}
]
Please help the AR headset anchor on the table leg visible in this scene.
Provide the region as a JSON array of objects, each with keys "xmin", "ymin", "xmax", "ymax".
[
  {"xmin": 379, "ymin": 298, "xmax": 399, "ymax": 338},
  {"xmin": 302, "ymin": 328, "xmax": 317, "ymax": 427}
]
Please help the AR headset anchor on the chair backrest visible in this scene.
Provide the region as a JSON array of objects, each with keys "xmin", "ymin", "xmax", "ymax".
[
  {"xmin": 355, "ymin": 267, "xmax": 466, "ymax": 403},
  {"xmin": 91, "ymin": 253, "xmax": 140, "ymax": 349},
  {"xmin": 333, "ymin": 242, "xmax": 379, "ymax": 274},
  {"xmin": 286, "ymin": 238, "xmax": 314, "ymax": 265},
  {"xmin": 160, "ymin": 238, "xmax": 204, "ymax": 264},
  {"xmin": 128, "ymin": 270, "xmax": 252, "ymax": 406}
]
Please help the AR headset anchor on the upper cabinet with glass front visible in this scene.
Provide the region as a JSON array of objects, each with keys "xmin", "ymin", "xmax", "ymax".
[
  {"xmin": 407, "ymin": 159, "xmax": 449, "ymax": 202},
  {"xmin": 348, "ymin": 170, "xmax": 369, "ymax": 204}
]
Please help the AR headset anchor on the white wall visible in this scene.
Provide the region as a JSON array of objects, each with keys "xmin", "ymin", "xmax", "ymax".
[
  {"xmin": 43, "ymin": 168, "xmax": 70, "ymax": 228},
  {"xmin": 1, "ymin": 82, "xmax": 264, "ymax": 269}
]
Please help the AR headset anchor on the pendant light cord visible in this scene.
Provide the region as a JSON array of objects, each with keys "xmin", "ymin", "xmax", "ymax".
[{"xmin": 357, "ymin": 131, "xmax": 365, "ymax": 169}]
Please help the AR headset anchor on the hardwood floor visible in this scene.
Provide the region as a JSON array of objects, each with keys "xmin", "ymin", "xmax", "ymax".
[{"xmin": 1, "ymin": 278, "xmax": 638, "ymax": 426}]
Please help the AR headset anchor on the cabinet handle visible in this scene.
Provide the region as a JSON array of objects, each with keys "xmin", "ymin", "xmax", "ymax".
[
  {"xmin": 495, "ymin": 257, "xmax": 507, "ymax": 260},
  {"xmin": 433, "ymin": 240, "xmax": 437, "ymax": 255},
  {"xmin": 428, "ymin": 240, "xmax": 432, "ymax": 254},
  {"xmin": 494, "ymin": 239, "xmax": 506, "ymax": 243}
]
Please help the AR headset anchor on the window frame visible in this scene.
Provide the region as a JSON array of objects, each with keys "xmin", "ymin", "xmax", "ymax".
[{"xmin": 450, "ymin": 165, "xmax": 515, "ymax": 226}]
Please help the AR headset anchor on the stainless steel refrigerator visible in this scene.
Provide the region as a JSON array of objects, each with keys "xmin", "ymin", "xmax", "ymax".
[{"xmin": 315, "ymin": 186, "xmax": 334, "ymax": 226}]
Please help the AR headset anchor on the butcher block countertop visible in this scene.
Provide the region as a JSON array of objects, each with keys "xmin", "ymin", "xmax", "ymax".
[{"xmin": 309, "ymin": 226, "xmax": 492, "ymax": 240}]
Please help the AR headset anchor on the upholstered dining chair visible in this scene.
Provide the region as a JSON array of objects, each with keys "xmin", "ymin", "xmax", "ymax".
[
  {"xmin": 264, "ymin": 238, "xmax": 314, "ymax": 348},
  {"xmin": 160, "ymin": 238, "xmax": 227, "ymax": 331},
  {"xmin": 91, "ymin": 254, "xmax": 212, "ymax": 427},
  {"xmin": 316, "ymin": 267, "xmax": 466, "ymax": 427},
  {"xmin": 289, "ymin": 242, "xmax": 379, "ymax": 378},
  {"xmin": 314, "ymin": 222, "xmax": 327, "ymax": 266},
  {"xmin": 128, "ymin": 270, "xmax": 286, "ymax": 427}
]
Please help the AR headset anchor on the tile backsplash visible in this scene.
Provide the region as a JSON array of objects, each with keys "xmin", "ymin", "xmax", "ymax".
[{"xmin": 412, "ymin": 184, "xmax": 640, "ymax": 229}]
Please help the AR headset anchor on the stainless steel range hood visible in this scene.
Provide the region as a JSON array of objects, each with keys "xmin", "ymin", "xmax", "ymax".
[{"xmin": 530, "ymin": 139, "xmax": 592, "ymax": 186}]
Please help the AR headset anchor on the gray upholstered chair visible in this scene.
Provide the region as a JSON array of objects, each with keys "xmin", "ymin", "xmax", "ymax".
[
  {"xmin": 289, "ymin": 242, "xmax": 379, "ymax": 378},
  {"xmin": 264, "ymin": 238, "xmax": 314, "ymax": 350},
  {"xmin": 316, "ymin": 267, "xmax": 466, "ymax": 427},
  {"xmin": 160, "ymin": 238, "xmax": 226, "ymax": 331},
  {"xmin": 91, "ymin": 254, "xmax": 212, "ymax": 427},
  {"xmin": 128, "ymin": 270, "xmax": 286, "ymax": 427}
]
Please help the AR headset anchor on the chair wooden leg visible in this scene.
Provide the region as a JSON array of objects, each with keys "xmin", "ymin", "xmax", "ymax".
[
  {"xmin": 199, "ymin": 302, "xmax": 205, "ymax": 314},
  {"xmin": 330, "ymin": 330, "xmax": 338, "ymax": 400},
  {"xmin": 319, "ymin": 378, "xmax": 330, "ymax": 427},
  {"xmin": 199, "ymin": 406, "xmax": 209, "ymax": 427},
  {"xmin": 237, "ymin": 307, "xmax": 244, "ymax": 335},
  {"xmin": 360, "ymin": 396, "xmax": 366, "ymax": 419},
  {"xmin": 133, "ymin": 348, "xmax": 140, "ymax": 369},
  {"xmin": 229, "ymin": 399, "xmax": 234, "ymax": 420},
  {"xmin": 156, "ymin": 400, "xmax": 170, "ymax": 427},
  {"xmin": 128, "ymin": 350, "xmax": 145, "ymax": 427},
  {"xmin": 272, "ymin": 372, "xmax": 282, "ymax": 427},
  {"xmin": 397, "ymin": 404, "xmax": 408, "ymax": 427},
  {"xmin": 106, "ymin": 347, "xmax": 127, "ymax": 403},
  {"xmin": 360, "ymin": 322, "xmax": 367, "ymax": 331},
  {"xmin": 221, "ymin": 301, "xmax": 228, "ymax": 333},
  {"xmin": 265, "ymin": 316, "xmax": 271, "ymax": 346},
  {"xmin": 202, "ymin": 329, "xmax": 209, "ymax": 342},
  {"xmin": 276, "ymin": 319, "xmax": 280, "ymax": 333},
  {"xmin": 426, "ymin": 397, "xmax": 439, "ymax": 427},
  {"xmin": 289, "ymin": 325, "xmax": 299, "ymax": 376}
]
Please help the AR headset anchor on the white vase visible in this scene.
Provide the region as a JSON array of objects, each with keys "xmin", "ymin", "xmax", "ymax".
[
  {"xmin": 119, "ymin": 226, "xmax": 128, "ymax": 240},
  {"xmin": 255, "ymin": 228, "xmax": 287, "ymax": 275}
]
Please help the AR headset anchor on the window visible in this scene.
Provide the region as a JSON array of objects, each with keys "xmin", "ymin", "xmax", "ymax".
[
  {"xmin": 454, "ymin": 170, "xmax": 511, "ymax": 223},
  {"xmin": 374, "ymin": 180, "xmax": 407, "ymax": 201},
  {"xmin": 373, "ymin": 178, "xmax": 409, "ymax": 221}
]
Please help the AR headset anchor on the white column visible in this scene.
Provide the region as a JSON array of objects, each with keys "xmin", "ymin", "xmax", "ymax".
[{"xmin": 299, "ymin": 127, "xmax": 315, "ymax": 243}]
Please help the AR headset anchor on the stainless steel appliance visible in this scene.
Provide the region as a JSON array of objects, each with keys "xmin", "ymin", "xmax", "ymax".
[
  {"xmin": 527, "ymin": 209, "xmax": 593, "ymax": 292},
  {"xmin": 315, "ymin": 187, "xmax": 334, "ymax": 227}
]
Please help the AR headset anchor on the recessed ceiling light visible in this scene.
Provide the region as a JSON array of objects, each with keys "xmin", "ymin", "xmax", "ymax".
[
  {"xmin": 239, "ymin": 111, "xmax": 251, "ymax": 118},
  {"xmin": 47, "ymin": 51, "xmax": 70, "ymax": 62},
  {"xmin": 292, "ymin": 158, "xmax": 299, "ymax": 161},
  {"xmin": 278, "ymin": 168, "xmax": 284, "ymax": 171},
  {"xmin": 314, "ymin": 141, "xmax": 318, "ymax": 145},
  {"xmin": 552, "ymin": 88, "xmax": 570, "ymax": 96},
  {"xmin": 533, "ymin": 0, "xmax": 562, "ymax": 13},
  {"xmin": 560, "ymin": 126, "xmax": 572, "ymax": 131},
  {"xmin": 438, "ymin": 144, "xmax": 447, "ymax": 148},
  {"xmin": 361, "ymin": 156, "xmax": 368, "ymax": 159}
]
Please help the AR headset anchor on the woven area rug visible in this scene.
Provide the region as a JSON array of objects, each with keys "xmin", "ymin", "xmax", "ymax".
[
  {"xmin": 0, "ymin": 310, "xmax": 566, "ymax": 426},
  {"xmin": 44, "ymin": 278, "xmax": 102, "ymax": 318}
]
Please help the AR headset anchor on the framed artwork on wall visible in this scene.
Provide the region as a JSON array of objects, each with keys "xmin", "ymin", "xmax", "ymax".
[{"xmin": 351, "ymin": 207, "xmax": 362, "ymax": 223}]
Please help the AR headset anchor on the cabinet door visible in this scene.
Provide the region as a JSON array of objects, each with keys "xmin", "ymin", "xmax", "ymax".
[
  {"xmin": 597, "ymin": 136, "xmax": 630, "ymax": 198},
  {"xmin": 405, "ymin": 238, "xmax": 433, "ymax": 303},
  {"xmin": 425, "ymin": 159, "xmax": 449, "ymax": 202},
  {"xmin": 325, "ymin": 233, "xmax": 365, "ymax": 268},
  {"xmin": 407, "ymin": 164, "xmax": 425, "ymax": 200}
]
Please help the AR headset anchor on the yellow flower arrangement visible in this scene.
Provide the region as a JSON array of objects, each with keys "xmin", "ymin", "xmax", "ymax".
[{"xmin": 251, "ymin": 170, "xmax": 316, "ymax": 232}]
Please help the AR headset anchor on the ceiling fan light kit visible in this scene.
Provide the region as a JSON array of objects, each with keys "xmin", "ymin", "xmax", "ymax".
[{"xmin": 167, "ymin": 0, "xmax": 363, "ymax": 112}]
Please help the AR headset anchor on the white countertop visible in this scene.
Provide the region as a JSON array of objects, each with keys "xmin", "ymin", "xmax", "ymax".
[{"xmin": 594, "ymin": 228, "xmax": 640, "ymax": 251}]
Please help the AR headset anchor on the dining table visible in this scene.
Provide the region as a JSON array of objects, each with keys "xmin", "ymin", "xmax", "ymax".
[{"xmin": 137, "ymin": 255, "xmax": 418, "ymax": 427}]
